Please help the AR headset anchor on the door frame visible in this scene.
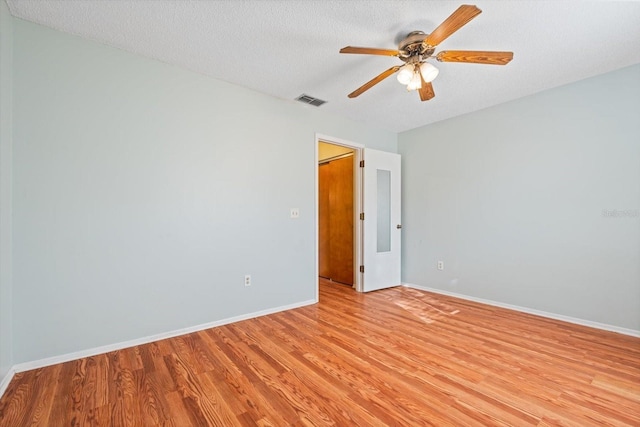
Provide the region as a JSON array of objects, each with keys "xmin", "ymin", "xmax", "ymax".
[{"xmin": 315, "ymin": 133, "xmax": 364, "ymax": 298}]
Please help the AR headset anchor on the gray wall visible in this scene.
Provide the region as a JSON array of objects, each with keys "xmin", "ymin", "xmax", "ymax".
[
  {"xmin": 0, "ymin": 0, "xmax": 13, "ymax": 381},
  {"xmin": 399, "ymin": 64, "xmax": 640, "ymax": 331},
  {"xmin": 11, "ymin": 18, "xmax": 396, "ymax": 364},
  {"xmin": 4, "ymin": 11, "xmax": 637, "ymax": 372}
]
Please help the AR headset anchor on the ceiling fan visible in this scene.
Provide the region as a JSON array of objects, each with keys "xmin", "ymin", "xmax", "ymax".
[{"xmin": 340, "ymin": 4, "xmax": 513, "ymax": 101}]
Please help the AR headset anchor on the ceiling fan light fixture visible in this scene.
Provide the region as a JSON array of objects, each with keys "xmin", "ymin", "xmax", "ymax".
[
  {"xmin": 339, "ymin": 4, "xmax": 513, "ymax": 101},
  {"xmin": 396, "ymin": 64, "xmax": 414, "ymax": 85},
  {"xmin": 420, "ymin": 62, "xmax": 439, "ymax": 83}
]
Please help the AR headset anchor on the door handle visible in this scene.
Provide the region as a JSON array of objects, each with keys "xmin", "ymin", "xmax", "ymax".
[{"xmin": 396, "ymin": 224, "xmax": 402, "ymax": 229}]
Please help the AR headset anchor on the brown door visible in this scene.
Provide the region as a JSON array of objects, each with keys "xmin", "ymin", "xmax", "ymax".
[{"xmin": 318, "ymin": 155, "xmax": 354, "ymax": 285}]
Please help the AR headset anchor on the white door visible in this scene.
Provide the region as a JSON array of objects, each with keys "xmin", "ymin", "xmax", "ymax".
[{"xmin": 361, "ymin": 149, "xmax": 401, "ymax": 292}]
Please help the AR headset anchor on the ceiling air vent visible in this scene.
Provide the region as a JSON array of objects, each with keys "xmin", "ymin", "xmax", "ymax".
[{"xmin": 295, "ymin": 94, "xmax": 327, "ymax": 107}]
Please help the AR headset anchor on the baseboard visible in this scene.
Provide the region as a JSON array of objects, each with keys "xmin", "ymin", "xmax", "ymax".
[
  {"xmin": 12, "ymin": 298, "xmax": 317, "ymax": 374},
  {"xmin": 403, "ymin": 283, "xmax": 640, "ymax": 338},
  {"xmin": 0, "ymin": 368, "xmax": 16, "ymax": 400}
]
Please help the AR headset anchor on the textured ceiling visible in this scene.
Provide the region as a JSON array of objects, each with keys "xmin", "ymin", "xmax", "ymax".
[{"xmin": 6, "ymin": 0, "xmax": 640, "ymax": 133}]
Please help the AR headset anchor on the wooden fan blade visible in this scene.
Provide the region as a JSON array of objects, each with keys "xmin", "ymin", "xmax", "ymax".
[
  {"xmin": 424, "ymin": 5, "xmax": 482, "ymax": 47},
  {"xmin": 437, "ymin": 50, "xmax": 513, "ymax": 65},
  {"xmin": 340, "ymin": 46, "xmax": 400, "ymax": 56},
  {"xmin": 348, "ymin": 66, "xmax": 401, "ymax": 98},
  {"xmin": 418, "ymin": 74, "xmax": 435, "ymax": 101}
]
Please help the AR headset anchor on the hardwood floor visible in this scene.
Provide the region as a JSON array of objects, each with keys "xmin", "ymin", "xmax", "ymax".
[{"xmin": 1, "ymin": 279, "xmax": 639, "ymax": 426}]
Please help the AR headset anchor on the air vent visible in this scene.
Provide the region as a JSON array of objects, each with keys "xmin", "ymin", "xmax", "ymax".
[{"xmin": 295, "ymin": 94, "xmax": 327, "ymax": 107}]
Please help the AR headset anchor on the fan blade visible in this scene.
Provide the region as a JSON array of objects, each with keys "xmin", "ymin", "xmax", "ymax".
[
  {"xmin": 424, "ymin": 5, "xmax": 482, "ymax": 47},
  {"xmin": 340, "ymin": 46, "xmax": 400, "ymax": 56},
  {"xmin": 437, "ymin": 50, "xmax": 513, "ymax": 65},
  {"xmin": 348, "ymin": 66, "xmax": 401, "ymax": 98},
  {"xmin": 418, "ymin": 74, "xmax": 435, "ymax": 101}
]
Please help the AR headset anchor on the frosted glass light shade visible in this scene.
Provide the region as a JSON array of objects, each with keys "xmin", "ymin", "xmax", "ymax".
[
  {"xmin": 396, "ymin": 64, "xmax": 414, "ymax": 85},
  {"xmin": 419, "ymin": 62, "xmax": 439, "ymax": 83},
  {"xmin": 407, "ymin": 71, "xmax": 422, "ymax": 91}
]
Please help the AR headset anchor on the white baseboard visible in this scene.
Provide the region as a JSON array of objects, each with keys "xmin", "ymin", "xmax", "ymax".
[
  {"xmin": 0, "ymin": 368, "xmax": 16, "ymax": 400},
  {"xmin": 11, "ymin": 298, "xmax": 317, "ymax": 375},
  {"xmin": 403, "ymin": 283, "xmax": 640, "ymax": 338}
]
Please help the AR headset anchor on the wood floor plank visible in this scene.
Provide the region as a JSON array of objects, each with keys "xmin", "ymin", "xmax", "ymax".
[
  {"xmin": 27, "ymin": 365, "xmax": 62, "ymax": 427},
  {"xmin": 48, "ymin": 362, "xmax": 75, "ymax": 426},
  {"xmin": 1, "ymin": 278, "xmax": 639, "ymax": 426}
]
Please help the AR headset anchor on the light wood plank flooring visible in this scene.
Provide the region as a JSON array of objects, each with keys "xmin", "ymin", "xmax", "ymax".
[{"xmin": 1, "ymin": 279, "xmax": 639, "ymax": 426}]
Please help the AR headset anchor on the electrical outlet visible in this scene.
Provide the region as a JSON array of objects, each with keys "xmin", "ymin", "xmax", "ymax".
[
  {"xmin": 244, "ymin": 275, "xmax": 251, "ymax": 287},
  {"xmin": 290, "ymin": 208, "xmax": 300, "ymax": 219},
  {"xmin": 437, "ymin": 261, "xmax": 444, "ymax": 271}
]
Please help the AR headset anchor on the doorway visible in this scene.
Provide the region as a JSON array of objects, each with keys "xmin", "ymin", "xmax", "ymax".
[
  {"xmin": 315, "ymin": 134, "xmax": 402, "ymax": 296},
  {"xmin": 318, "ymin": 142, "xmax": 356, "ymax": 286}
]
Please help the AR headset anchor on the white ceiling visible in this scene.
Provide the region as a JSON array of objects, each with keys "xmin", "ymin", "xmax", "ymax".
[{"xmin": 6, "ymin": 0, "xmax": 640, "ymax": 133}]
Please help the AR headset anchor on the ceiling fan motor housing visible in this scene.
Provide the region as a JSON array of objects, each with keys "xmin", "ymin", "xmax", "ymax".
[{"xmin": 398, "ymin": 31, "xmax": 435, "ymax": 61}]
